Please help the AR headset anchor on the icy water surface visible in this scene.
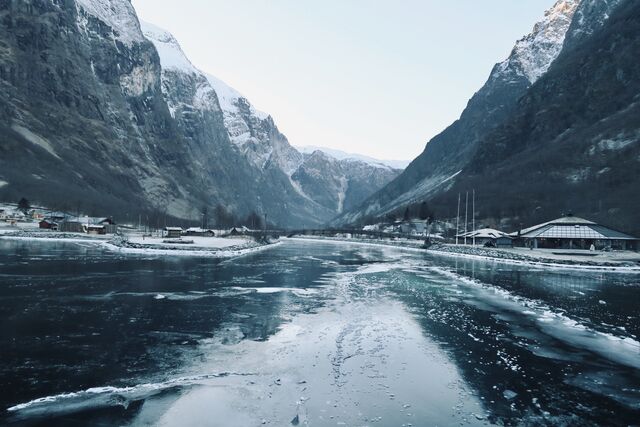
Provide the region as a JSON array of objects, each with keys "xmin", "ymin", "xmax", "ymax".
[{"xmin": 0, "ymin": 239, "xmax": 639, "ymax": 426}]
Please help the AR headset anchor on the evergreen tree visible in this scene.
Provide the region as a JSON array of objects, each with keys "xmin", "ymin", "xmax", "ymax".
[
  {"xmin": 419, "ymin": 201, "xmax": 433, "ymax": 221},
  {"xmin": 403, "ymin": 207, "xmax": 410, "ymax": 221},
  {"xmin": 17, "ymin": 197, "xmax": 31, "ymax": 214}
]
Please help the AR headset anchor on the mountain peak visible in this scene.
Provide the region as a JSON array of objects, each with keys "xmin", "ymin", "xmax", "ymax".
[
  {"xmin": 296, "ymin": 146, "xmax": 408, "ymax": 170},
  {"xmin": 205, "ymin": 73, "xmax": 270, "ymax": 122},
  {"xmin": 75, "ymin": 0, "xmax": 144, "ymax": 46},
  {"xmin": 140, "ymin": 21, "xmax": 198, "ymax": 74},
  {"xmin": 496, "ymin": 0, "xmax": 580, "ymax": 84}
]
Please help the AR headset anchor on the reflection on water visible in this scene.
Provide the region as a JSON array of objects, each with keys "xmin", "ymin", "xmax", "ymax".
[{"xmin": 0, "ymin": 239, "xmax": 638, "ymax": 426}]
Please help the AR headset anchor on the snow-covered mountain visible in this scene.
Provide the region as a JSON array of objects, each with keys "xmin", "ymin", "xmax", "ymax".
[
  {"xmin": 296, "ymin": 146, "xmax": 409, "ymax": 170},
  {"xmin": 564, "ymin": 0, "xmax": 624, "ymax": 48},
  {"xmin": 334, "ymin": 0, "xmax": 583, "ymax": 225},
  {"xmin": 337, "ymin": 0, "xmax": 640, "ymax": 233},
  {"xmin": 493, "ymin": 0, "xmax": 579, "ymax": 84},
  {"xmin": 140, "ymin": 21, "xmax": 401, "ymax": 220},
  {"xmin": 0, "ymin": 0, "xmax": 401, "ymax": 228}
]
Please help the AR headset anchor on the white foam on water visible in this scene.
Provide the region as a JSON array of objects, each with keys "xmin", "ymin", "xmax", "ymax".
[
  {"xmin": 7, "ymin": 372, "xmax": 254, "ymax": 417},
  {"xmin": 229, "ymin": 286, "xmax": 320, "ymax": 296},
  {"xmin": 425, "ymin": 266, "xmax": 640, "ymax": 370}
]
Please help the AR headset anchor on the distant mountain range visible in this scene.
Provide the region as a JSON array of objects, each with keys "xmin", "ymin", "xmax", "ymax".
[
  {"xmin": 0, "ymin": 0, "xmax": 400, "ymax": 228},
  {"xmin": 334, "ymin": 0, "xmax": 640, "ymax": 235},
  {"xmin": 296, "ymin": 146, "xmax": 410, "ymax": 170}
]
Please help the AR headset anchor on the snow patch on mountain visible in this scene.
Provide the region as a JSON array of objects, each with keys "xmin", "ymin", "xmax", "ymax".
[
  {"xmin": 142, "ymin": 21, "xmax": 301, "ymax": 174},
  {"xmin": 75, "ymin": 0, "xmax": 144, "ymax": 46},
  {"xmin": 564, "ymin": 0, "xmax": 624, "ymax": 48},
  {"xmin": 140, "ymin": 21, "xmax": 197, "ymax": 73},
  {"xmin": 140, "ymin": 20, "xmax": 400, "ymax": 218},
  {"xmin": 205, "ymin": 74, "xmax": 269, "ymax": 121},
  {"xmin": 495, "ymin": 0, "xmax": 579, "ymax": 84},
  {"xmin": 296, "ymin": 146, "xmax": 407, "ymax": 170}
]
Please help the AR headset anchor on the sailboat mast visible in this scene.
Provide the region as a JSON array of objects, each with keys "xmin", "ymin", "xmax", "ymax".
[
  {"xmin": 464, "ymin": 192, "xmax": 468, "ymax": 245},
  {"xmin": 472, "ymin": 189, "xmax": 476, "ymax": 246},
  {"xmin": 456, "ymin": 193, "xmax": 460, "ymax": 245}
]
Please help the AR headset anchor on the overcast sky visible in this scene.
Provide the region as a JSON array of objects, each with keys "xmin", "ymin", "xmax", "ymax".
[{"xmin": 132, "ymin": 0, "xmax": 555, "ymax": 161}]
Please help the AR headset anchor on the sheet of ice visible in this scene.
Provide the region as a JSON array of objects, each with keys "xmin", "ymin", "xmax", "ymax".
[{"xmin": 426, "ymin": 266, "xmax": 640, "ymax": 370}]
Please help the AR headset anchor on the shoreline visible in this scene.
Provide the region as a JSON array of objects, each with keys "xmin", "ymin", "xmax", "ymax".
[
  {"xmin": 100, "ymin": 240, "xmax": 281, "ymax": 258},
  {"xmin": 291, "ymin": 236, "xmax": 640, "ymax": 273},
  {"xmin": 0, "ymin": 232, "xmax": 280, "ymax": 259}
]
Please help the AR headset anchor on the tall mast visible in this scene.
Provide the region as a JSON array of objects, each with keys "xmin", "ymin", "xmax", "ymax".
[
  {"xmin": 464, "ymin": 191, "xmax": 468, "ymax": 245},
  {"xmin": 472, "ymin": 189, "xmax": 476, "ymax": 246},
  {"xmin": 456, "ymin": 193, "xmax": 460, "ymax": 245}
]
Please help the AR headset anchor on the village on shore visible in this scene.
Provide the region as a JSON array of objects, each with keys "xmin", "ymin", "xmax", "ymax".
[
  {"xmin": 294, "ymin": 211, "xmax": 640, "ymax": 270},
  {"xmin": 1, "ymin": 198, "xmax": 639, "ymax": 269},
  {"xmin": 0, "ymin": 200, "xmax": 277, "ymax": 257}
]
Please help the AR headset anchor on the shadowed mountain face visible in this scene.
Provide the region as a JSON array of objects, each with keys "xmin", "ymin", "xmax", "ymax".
[
  {"xmin": 333, "ymin": 0, "xmax": 581, "ymax": 225},
  {"xmin": 0, "ymin": 0, "xmax": 399, "ymax": 227},
  {"xmin": 335, "ymin": 0, "xmax": 640, "ymax": 235},
  {"xmin": 442, "ymin": 0, "xmax": 640, "ymax": 234}
]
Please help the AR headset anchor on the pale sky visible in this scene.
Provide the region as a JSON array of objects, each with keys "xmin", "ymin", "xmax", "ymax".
[{"xmin": 132, "ymin": 0, "xmax": 556, "ymax": 161}]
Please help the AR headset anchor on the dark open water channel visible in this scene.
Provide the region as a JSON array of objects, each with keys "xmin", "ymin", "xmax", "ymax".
[{"xmin": 0, "ymin": 239, "xmax": 638, "ymax": 426}]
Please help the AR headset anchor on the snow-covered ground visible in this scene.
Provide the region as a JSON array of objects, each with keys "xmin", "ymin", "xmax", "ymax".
[
  {"xmin": 292, "ymin": 236, "xmax": 640, "ymax": 272},
  {"xmin": 0, "ymin": 224, "xmax": 278, "ymax": 259},
  {"xmin": 126, "ymin": 236, "xmax": 248, "ymax": 249},
  {"xmin": 0, "ymin": 222, "xmax": 39, "ymax": 234}
]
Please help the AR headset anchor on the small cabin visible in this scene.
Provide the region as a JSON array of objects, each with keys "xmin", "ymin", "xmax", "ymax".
[
  {"xmin": 85, "ymin": 224, "xmax": 106, "ymax": 235},
  {"xmin": 39, "ymin": 219, "xmax": 58, "ymax": 230},
  {"xmin": 58, "ymin": 221, "xmax": 84, "ymax": 233},
  {"xmin": 185, "ymin": 227, "xmax": 215, "ymax": 237},
  {"xmin": 496, "ymin": 236, "xmax": 513, "ymax": 248},
  {"xmin": 164, "ymin": 227, "xmax": 183, "ymax": 238}
]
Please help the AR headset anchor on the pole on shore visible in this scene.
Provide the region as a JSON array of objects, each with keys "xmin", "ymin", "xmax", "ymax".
[
  {"xmin": 464, "ymin": 192, "xmax": 468, "ymax": 245},
  {"xmin": 472, "ymin": 189, "xmax": 476, "ymax": 247},
  {"xmin": 456, "ymin": 193, "xmax": 460, "ymax": 245}
]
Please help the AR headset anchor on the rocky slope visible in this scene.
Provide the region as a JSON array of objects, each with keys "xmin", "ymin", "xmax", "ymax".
[
  {"xmin": 334, "ymin": 0, "xmax": 581, "ymax": 224},
  {"xmin": 141, "ymin": 21, "xmax": 401, "ymax": 222},
  {"xmin": 338, "ymin": 0, "xmax": 639, "ymax": 234},
  {"xmin": 445, "ymin": 0, "xmax": 640, "ymax": 234},
  {"xmin": 0, "ymin": 0, "xmax": 399, "ymax": 227}
]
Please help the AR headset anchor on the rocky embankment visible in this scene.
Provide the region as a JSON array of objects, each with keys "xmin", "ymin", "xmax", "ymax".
[{"xmin": 428, "ymin": 244, "xmax": 640, "ymax": 269}]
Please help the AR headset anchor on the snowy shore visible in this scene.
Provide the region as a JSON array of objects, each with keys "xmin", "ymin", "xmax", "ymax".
[
  {"xmin": 292, "ymin": 236, "xmax": 640, "ymax": 272},
  {"xmin": 102, "ymin": 235, "xmax": 280, "ymax": 258},
  {"xmin": 0, "ymin": 230, "xmax": 279, "ymax": 259}
]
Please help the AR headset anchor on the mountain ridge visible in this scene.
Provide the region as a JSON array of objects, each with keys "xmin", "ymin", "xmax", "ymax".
[
  {"xmin": 0, "ymin": 1, "xmax": 399, "ymax": 227},
  {"xmin": 332, "ymin": 0, "xmax": 617, "ymax": 226}
]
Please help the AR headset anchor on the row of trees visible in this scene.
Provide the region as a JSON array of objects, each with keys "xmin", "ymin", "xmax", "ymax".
[
  {"xmin": 14, "ymin": 195, "xmax": 267, "ymax": 231},
  {"xmin": 356, "ymin": 201, "xmax": 436, "ymax": 227},
  {"xmin": 208, "ymin": 205, "xmax": 264, "ymax": 229}
]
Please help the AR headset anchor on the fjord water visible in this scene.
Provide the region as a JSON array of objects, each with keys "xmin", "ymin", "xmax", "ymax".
[{"xmin": 0, "ymin": 239, "xmax": 639, "ymax": 426}]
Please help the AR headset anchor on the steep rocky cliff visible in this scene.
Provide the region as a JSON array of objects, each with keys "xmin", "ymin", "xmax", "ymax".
[
  {"xmin": 337, "ymin": 0, "xmax": 639, "ymax": 234},
  {"xmin": 141, "ymin": 21, "xmax": 401, "ymax": 224},
  {"xmin": 445, "ymin": 0, "xmax": 640, "ymax": 233},
  {"xmin": 0, "ymin": 0, "xmax": 400, "ymax": 227},
  {"xmin": 334, "ymin": 0, "xmax": 581, "ymax": 224}
]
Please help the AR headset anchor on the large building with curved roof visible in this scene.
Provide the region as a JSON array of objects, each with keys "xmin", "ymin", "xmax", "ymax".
[{"xmin": 511, "ymin": 215, "xmax": 639, "ymax": 250}]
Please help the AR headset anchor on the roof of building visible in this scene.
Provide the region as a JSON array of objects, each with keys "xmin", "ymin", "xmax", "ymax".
[
  {"xmin": 512, "ymin": 215, "xmax": 637, "ymax": 240},
  {"xmin": 186, "ymin": 227, "xmax": 214, "ymax": 232},
  {"xmin": 457, "ymin": 228, "xmax": 508, "ymax": 239}
]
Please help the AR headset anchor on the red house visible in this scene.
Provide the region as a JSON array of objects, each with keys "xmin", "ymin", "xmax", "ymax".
[{"xmin": 39, "ymin": 219, "xmax": 58, "ymax": 230}]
